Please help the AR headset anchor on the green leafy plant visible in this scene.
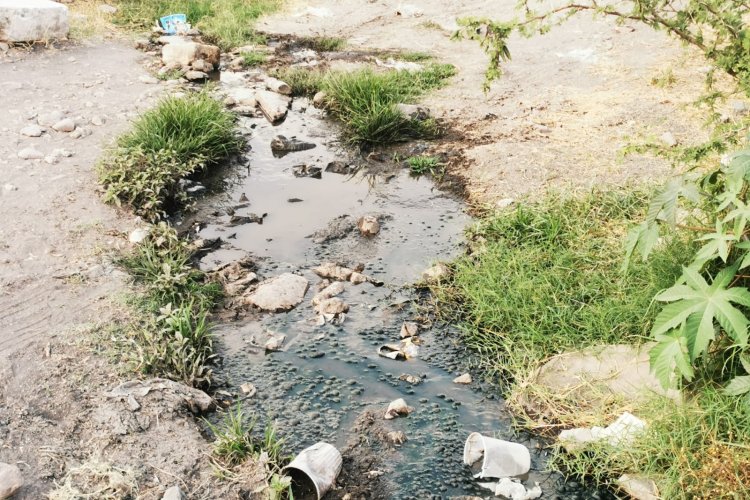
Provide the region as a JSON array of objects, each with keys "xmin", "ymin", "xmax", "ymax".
[
  {"xmin": 297, "ymin": 36, "xmax": 346, "ymax": 52},
  {"xmin": 627, "ymin": 148, "xmax": 750, "ymax": 393},
  {"xmin": 241, "ymin": 50, "xmax": 268, "ymax": 67},
  {"xmin": 407, "ymin": 156, "xmax": 442, "ymax": 177}
]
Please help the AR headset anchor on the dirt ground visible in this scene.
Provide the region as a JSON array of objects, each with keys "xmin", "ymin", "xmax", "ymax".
[
  {"xmin": 0, "ymin": 0, "xmax": 717, "ymax": 498},
  {"xmin": 261, "ymin": 0, "xmax": 710, "ymax": 205}
]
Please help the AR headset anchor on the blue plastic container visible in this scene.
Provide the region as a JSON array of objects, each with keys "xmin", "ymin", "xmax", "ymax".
[{"xmin": 159, "ymin": 14, "xmax": 188, "ymax": 35}]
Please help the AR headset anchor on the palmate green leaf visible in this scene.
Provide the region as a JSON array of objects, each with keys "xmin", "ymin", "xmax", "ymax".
[
  {"xmin": 622, "ymin": 221, "xmax": 660, "ymax": 270},
  {"xmin": 695, "ymin": 220, "xmax": 737, "ymax": 263},
  {"xmin": 650, "ymin": 329, "xmax": 694, "ymax": 388},
  {"xmin": 646, "ymin": 177, "xmax": 700, "ymax": 226},
  {"xmin": 725, "ymin": 148, "xmax": 750, "ymax": 196},
  {"xmin": 652, "ymin": 265, "xmax": 750, "ymax": 362},
  {"xmin": 724, "ymin": 375, "xmax": 750, "ymax": 396},
  {"xmin": 723, "ymin": 200, "xmax": 750, "ymax": 238}
]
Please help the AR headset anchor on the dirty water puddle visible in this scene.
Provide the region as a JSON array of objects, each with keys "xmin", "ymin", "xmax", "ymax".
[{"xmin": 181, "ymin": 74, "xmax": 607, "ymax": 499}]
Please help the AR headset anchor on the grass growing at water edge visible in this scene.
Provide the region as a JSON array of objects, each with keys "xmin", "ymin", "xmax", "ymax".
[
  {"xmin": 113, "ymin": 0, "xmax": 280, "ymax": 50},
  {"xmin": 431, "ymin": 190, "xmax": 692, "ymax": 384}
]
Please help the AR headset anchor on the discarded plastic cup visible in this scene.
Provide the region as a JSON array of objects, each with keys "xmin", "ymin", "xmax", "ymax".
[
  {"xmin": 282, "ymin": 442, "xmax": 342, "ymax": 499},
  {"xmin": 463, "ymin": 432, "xmax": 531, "ymax": 479}
]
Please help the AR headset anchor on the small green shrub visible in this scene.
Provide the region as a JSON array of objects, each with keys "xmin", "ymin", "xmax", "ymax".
[
  {"xmin": 297, "ymin": 35, "xmax": 346, "ymax": 52},
  {"xmin": 397, "ymin": 51, "xmax": 433, "ymax": 62},
  {"xmin": 270, "ymin": 67, "xmax": 325, "ymax": 97},
  {"xmin": 407, "ymin": 155, "xmax": 441, "ymax": 176},
  {"xmin": 114, "ymin": 0, "xmax": 280, "ymax": 50},
  {"xmin": 241, "ymin": 50, "xmax": 268, "ymax": 67},
  {"xmin": 118, "ymin": 92, "xmax": 243, "ymax": 165}
]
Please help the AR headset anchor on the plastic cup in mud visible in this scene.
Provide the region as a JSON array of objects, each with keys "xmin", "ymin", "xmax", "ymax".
[
  {"xmin": 282, "ymin": 442, "xmax": 342, "ymax": 499},
  {"xmin": 463, "ymin": 432, "xmax": 531, "ymax": 479}
]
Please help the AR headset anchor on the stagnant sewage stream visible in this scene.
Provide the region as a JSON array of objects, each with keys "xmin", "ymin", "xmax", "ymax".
[{"xmin": 180, "ymin": 72, "xmax": 610, "ymax": 499}]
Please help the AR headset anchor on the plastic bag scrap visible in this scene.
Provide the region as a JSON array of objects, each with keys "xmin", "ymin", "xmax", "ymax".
[
  {"xmin": 478, "ymin": 478, "xmax": 542, "ymax": 500},
  {"xmin": 558, "ymin": 412, "xmax": 646, "ymax": 452},
  {"xmin": 160, "ymin": 14, "xmax": 191, "ymax": 35}
]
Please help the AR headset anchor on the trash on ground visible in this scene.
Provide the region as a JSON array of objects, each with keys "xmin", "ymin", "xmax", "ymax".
[
  {"xmin": 558, "ymin": 412, "xmax": 646, "ymax": 452},
  {"xmin": 384, "ymin": 398, "xmax": 411, "ymax": 420},
  {"xmin": 378, "ymin": 338, "xmax": 420, "ymax": 360},
  {"xmin": 160, "ymin": 14, "xmax": 190, "ymax": 35},
  {"xmin": 463, "ymin": 433, "xmax": 531, "ymax": 479},
  {"xmin": 478, "ymin": 478, "xmax": 542, "ymax": 500},
  {"xmin": 282, "ymin": 442, "xmax": 342, "ymax": 500}
]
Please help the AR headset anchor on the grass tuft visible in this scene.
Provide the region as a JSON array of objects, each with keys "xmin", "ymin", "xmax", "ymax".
[
  {"xmin": 432, "ymin": 190, "xmax": 693, "ymax": 384},
  {"xmin": 241, "ymin": 50, "xmax": 268, "ymax": 67},
  {"xmin": 407, "ymin": 155, "xmax": 441, "ymax": 176},
  {"xmin": 297, "ymin": 35, "xmax": 346, "ymax": 52},
  {"xmin": 113, "ymin": 0, "xmax": 280, "ymax": 50},
  {"xmin": 270, "ymin": 67, "xmax": 325, "ymax": 97}
]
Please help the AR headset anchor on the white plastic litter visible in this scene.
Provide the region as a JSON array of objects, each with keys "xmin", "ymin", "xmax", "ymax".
[
  {"xmin": 463, "ymin": 433, "xmax": 530, "ymax": 479},
  {"xmin": 559, "ymin": 412, "xmax": 647, "ymax": 451}
]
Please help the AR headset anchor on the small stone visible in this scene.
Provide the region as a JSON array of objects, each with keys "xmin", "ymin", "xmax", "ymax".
[
  {"xmin": 453, "ymin": 373, "xmax": 472, "ymax": 384},
  {"xmin": 37, "ymin": 110, "xmax": 65, "ymax": 127},
  {"xmin": 315, "ymin": 297, "xmax": 349, "ymax": 315},
  {"xmin": 386, "ymin": 431, "xmax": 407, "ymax": 445},
  {"xmin": 396, "ymin": 103, "xmax": 430, "ymax": 120},
  {"xmin": 0, "ymin": 42, "xmax": 9, "ymax": 53},
  {"xmin": 311, "ymin": 281, "xmax": 345, "ymax": 306},
  {"xmin": 400, "ymin": 322, "xmax": 419, "ymax": 339},
  {"xmin": 0, "ymin": 462, "xmax": 24, "ymax": 499},
  {"xmin": 185, "ymin": 70, "xmax": 208, "ymax": 81},
  {"xmin": 264, "ymin": 332, "xmax": 286, "ymax": 351},
  {"xmin": 421, "ymin": 262, "xmax": 450, "ymax": 282},
  {"xmin": 398, "ymin": 373, "xmax": 422, "ymax": 385},
  {"xmin": 44, "ymin": 148, "xmax": 74, "ymax": 164},
  {"xmin": 20, "ymin": 125, "xmax": 43, "ymax": 137},
  {"xmin": 349, "ymin": 272, "xmax": 367, "ymax": 285},
  {"xmin": 139, "ymin": 75, "xmax": 160, "ymax": 85},
  {"xmin": 191, "ymin": 59, "xmax": 214, "ymax": 73},
  {"xmin": 161, "ymin": 485, "xmax": 186, "ymax": 500},
  {"xmin": 91, "ymin": 115, "xmax": 106, "ymax": 126},
  {"xmin": 730, "ymin": 100, "xmax": 749, "ymax": 116},
  {"xmin": 129, "ymin": 228, "xmax": 150, "ymax": 244},
  {"xmin": 240, "ymin": 383, "xmax": 257, "ymax": 397},
  {"xmin": 70, "ymin": 127, "xmax": 91, "ymax": 139},
  {"xmin": 496, "ymin": 198, "xmax": 515, "ymax": 209},
  {"xmin": 357, "ymin": 215, "xmax": 380, "ymax": 236},
  {"xmin": 616, "ymin": 474, "xmax": 659, "ymax": 500},
  {"xmin": 3, "ymin": 184, "xmax": 18, "ymax": 192},
  {"xmin": 660, "ymin": 131, "xmax": 677, "ymax": 147},
  {"xmin": 313, "ymin": 91, "xmax": 328, "ymax": 108},
  {"xmin": 246, "ymin": 273, "xmax": 309, "ymax": 312},
  {"xmin": 384, "ymin": 398, "xmax": 411, "ymax": 420},
  {"xmin": 52, "ymin": 118, "xmax": 76, "ymax": 132},
  {"xmin": 18, "ymin": 147, "xmax": 43, "ymax": 160}
]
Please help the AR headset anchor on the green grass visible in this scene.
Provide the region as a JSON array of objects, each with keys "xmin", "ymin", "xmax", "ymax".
[
  {"xmin": 114, "ymin": 0, "xmax": 280, "ymax": 50},
  {"xmin": 555, "ymin": 385, "xmax": 750, "ymax": 498},
  {"xmin": 432, "ymin": 190, "xmax": 693, "ymax": 383},
  {"xmin": 397, "ymin": 51, "xmax": 433, "ymax": 62},
  {"xmin": 407, "ymin": 155, "xmax": 441, "ymax": 176},
  {"xmin": 100, "ymin": 92, "xmax": 243, "ymax": 221},
  {"xmin": 297, "ymin": 35, "xmax": 346, "ymax": 51},
  {"xmin": 272, "ymin": 63, "xmax": 455, "ymax": 145},
  {"xmin": 240, "ymin": 50, "xmax": 268, "ymax": 67}
]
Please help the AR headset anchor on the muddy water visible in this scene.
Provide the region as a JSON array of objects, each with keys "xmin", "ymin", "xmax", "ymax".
[{"xmin": 191, "ymin": 78, "xmax": 603, "ymax": 498}]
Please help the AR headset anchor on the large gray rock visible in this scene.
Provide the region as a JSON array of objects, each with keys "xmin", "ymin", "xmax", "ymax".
[
  {"xmin": 0, "ymin": 0, "xmax": 69, "ymax": 42},
  {"xmin": 0, "ymin": 462, "xmax": 23, "ymax": 499},
  {"xmin": 245, "ymin": 273, "xmax": 309, "ymax": 312}
]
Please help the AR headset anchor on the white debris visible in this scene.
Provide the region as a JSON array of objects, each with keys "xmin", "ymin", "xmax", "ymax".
[
  {"xmin": 479, "ymin": 478, "xmax": 542, "ymax": 500},
  {"xmin": 558, "ymin": 412, "xmax": 647, "ymax": 452},
  {"xmin": 0, "ymin": 0, "xmax": 69, "ymax": 42},
  {"xmin": 129, "ymin": 227, "xmax": 150, "ymax": 244}
]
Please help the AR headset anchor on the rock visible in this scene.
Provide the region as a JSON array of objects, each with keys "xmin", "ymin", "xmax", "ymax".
[
  {"xmin": 17, "ymin": 147, "xmax": 43, "ymax": 160},
  {"xmin": 161, "ymin": 485, "xmax": 185, "ymax": 500},
  {"xmin": 91, "ymin": 115, "xmax": 106, "ymax": 126},
  {"xmin": 399, "ymin": 373, "xmax": 422, "ymax": 385},
  {"xmin": 225, "ymin": 87, "xmax": 256, "ymax": 107},
  {"xmin": 616, "ymin": 474, "xmax": 659, "ymax": 500},
  {"xmin": 357, "ymin": 215, "xmax": 380, "ymax": 236},
  {"xmin": 44, "ymin": 148, "xmax": 74, "ymax": 164},
  {"xmin": 3, "ymin": 183, "xmax": 18, "ymax": 192},
  {"xmin": 0, "ymin": 0, "xmax": 69, "ymax": 42},
  {"xmin": 730, "ymin": 100, "xmax": 749, "ymax": 116},
  {"xmin": 379, "ymin": 338, "xmax": 419, "ymax": 360},
  {"xmin": 400, "ymin": 322, "xmax": 419, "ymax": 338},
  {"xmin": 421, "ymin": 262, "xmax": 450, "ymax": 282},
  {"xmin": 20, "ymin": 124, "xmax": 43, "ymax": 137},
  {"xmin": 0, "ymin": 42, "xmax": 8, "ymax": 52},
  {"xmin": 349, "ymin": 272, "xmax": 367, "ymax": 285},
  {"xmin": 496, "ymin": 197, "xmax": 515, "ymax": 209},
  {"xmin": 313, "ymin": 262, "xmax": 354, "ymax": 281},
  {"xmin": 0, "ymin": 462, "xmax": 23, "ymax": 499},
  {"xmin": 396, "ymin": 103, "xmax": 430, "ymax": 120},
  {"xmin": 519, "ymin": 344, "xmax": 681, "ymax": 425},
  {"xmin": 161, "ymin": 40, "xmax": 220, "ymax": 67},
  {"xmin": 97, "ymin": 4, "xmax": 117, "ymax": 14},
  {"xmin": 245, "ymin": 273, "xmax": 309, "ymax": 312},
  {"xmin": 266, "ymin": 77, "xmax": 291, "ymax": 95},
  {"xmin": 312, "ymin": 281, "xmax": 345, "ymax": 306},
  {"xmin": 325, "ymin": 161, "xmax": 355, "ymax": 175},
  {"xmin": 660, "ymin": 131, "xmax": 677, "ymax": 147},
  {"xmin": 256, "ymin": 90, "xmax": 291, "ymax": 124},
  {"xmin": 271, "ymin": 135, "xmax": 315, "ymax": 153},
  {"xmin": 240, "ymin": 383, "xmax": 257, "ymax": 397},
  {"xmin": 138, "ymin": 75, "xmax": 160, "ymax": 85},
  {"xmin": 315, "ymin": 297, "xmax": 349, "ymax": 315},
  {"xmin": 70, "ymin": 127, "xmax": 91, "ymax": 139},
  {"xmin": 313, "ymin": 91, "xmax": 328, "ymax": 108},
  {"xmin": 129, "ymin": 228, "xmax": 150, "ymax": 244},
  {"xmin": 106, "ymin": 378, "xmax": 214, "ymax": 414},
  {"xmin": 191, "ymin": 58, "xmax": 213, "ymax": 73},
  {"xmin": 453, "ymin": 373, "xmax": 472, "ymax": 384},
  {"xmin": 185, "ymin": 70, "xmax": 208, "ymax": 81},
  {"xmin": 52, "ymin": 118, "xmax": 76, "ymax": 132},
  {"xmin": 384, "ymin": 398, "xmax": 411, "ymax": 420},
  {"xmin": 36, "ymin": 110, "xmax": 65, "ymax": 127},
  {"xmin": 264, "ymin": 332, "xmax": 286, "ymax": 351},
  {"xmin": 292, "ymin": 164, "xmax": 322, "ymax": 179},
  {"xmin": 386, "ymin": 431, "xmax": 407, "ymax": 445}
]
